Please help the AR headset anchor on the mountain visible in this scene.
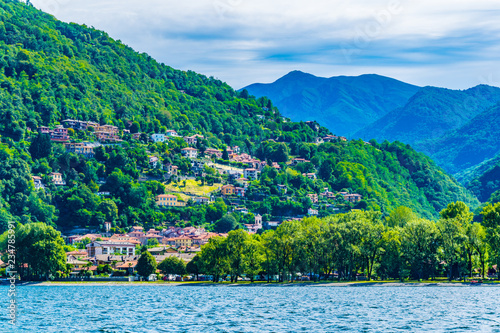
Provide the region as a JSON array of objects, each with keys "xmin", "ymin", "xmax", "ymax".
[
  {"xmin": 417, "ymin": 103, "xmax": 500, "ymax": 176},
  {"xmin": 355, "ymin": 85, "xmax": 500, "ymax": 146},
  {"xmin": 455, "ymin": 153, "xmax": 500, "ymax": 202},
  {"xmin": 242, "ymin": 71, "xmax": 420, "ymax": 136},
  {"xmin": 0, "ymin": 0, "xmax": 479, "ymax": 233}
]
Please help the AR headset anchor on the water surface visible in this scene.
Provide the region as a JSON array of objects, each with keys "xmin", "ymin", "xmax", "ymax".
[{"xmin": 1, "ymin": 284, "xmax": 499, "ymax": 332}]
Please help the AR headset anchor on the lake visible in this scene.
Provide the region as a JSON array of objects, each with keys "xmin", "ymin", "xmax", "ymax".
[{"xmin": 1, "ymin": 284, "xmax": 500, "ymax": 332}]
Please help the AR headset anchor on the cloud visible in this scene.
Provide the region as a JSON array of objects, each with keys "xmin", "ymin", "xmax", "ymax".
[{"xmin": 30, "ymin": 0, "xmax": 500, "ymax": 89}]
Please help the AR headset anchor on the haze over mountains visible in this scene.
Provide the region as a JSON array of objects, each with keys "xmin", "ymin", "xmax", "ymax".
[{"xmin": 244, "ymin": 71, "xmax": 500, "ymax": 195}]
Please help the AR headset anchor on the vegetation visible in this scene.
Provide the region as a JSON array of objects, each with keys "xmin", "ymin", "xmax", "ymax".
[
  {"xmin": 195, "ymin": 202, "xmax": 500, "ymax": 282},
  {"xmin": 136, "ymin": 251, "xmax": 157, "ymax": 278},
  {"xmin": 0, "ymin": 222, "xmax": 66, "ymax": 280}
]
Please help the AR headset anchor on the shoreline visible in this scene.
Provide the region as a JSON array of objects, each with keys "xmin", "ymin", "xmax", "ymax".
[{"xmin": 16, "ymin": 281, "xmax": 500, "ymax": 287}]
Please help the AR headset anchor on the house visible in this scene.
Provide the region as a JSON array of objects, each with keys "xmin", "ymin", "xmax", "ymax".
[
  {"xmin": 205, "ymin": 148, "xmax": 222, "ymax": 158},
  {"xmin": 184, "ymin": 134, "xmax": 204, "ymax": 145},
  {"xmin": 235, "ymin": 187, "xmax": 245, "ymax": 197},
  {"xmin": 165, "ymin": 164, "xmax": 179, "ymax": 176},
  {"xmin": 244, "ymin": 168, "xmax": 260, "ymax": 180},
  {"xmin": 128, "ymin": 226, "xmax": 145, "ymax": 239},
  {"xmin": 49, "ymin": 172, "xmax": 65, "ymax": 185},
  {"xmin": 308, "ymin": 208, "xmax": 319, "ymax": 216},
  {"xmin": 267, "ymin": 221, "xmax": 280, "ymax": 227},
  {"xmin": 62, "ymin": 119, "xmax": 89, "ymax": 131},
  {"xmin": 65, "ymin": 142, "xmax": 95, "ymax": 158},
  {"xmin": 32, "ymin": 176, "xmax": 43, "ymax": 189},
  {"xmin": 234, "ymin": 207, "xmax": 249, "ymax": 215},
  {"xmin": 116, "ymin": 261, "xmax": 137, "ymax": 274},
  {"xmin": 50, "ymin": 127, "xmax": 69, "ymax": 142},
  {"xmin": 277, "ymin": 184, "xmax": 287, "ymax": 194},
  {"xmin": 67, "ymin": 233, "xmax": 103, "ymax": 245},
  {"xmin": 156, "ymin": 194, "xmax": 186, "ymax": 207},
  {"xmin": 307, "ymin": 193, "xmax": 318, "ymax": 203},
  {"xmin": 174, "ymin": 235, "xmax": 193, "ymax": 248},
  {"xmin": 181, "ymin": 147, "xmax": 198, "ymax": 159},
  {"xmin": 303, "ymin": 173, "xmax": 317, "ymax": 180},
  {"xmin": 291, "ymin": 158, "xmax": 310, "ymax": 166},
  {"xmin": 149, "ymin": 156, "xmax": 159, "ymax": 168},
  {"xmin": 195, "ymin": 197, "xmax": 210, "ymax": 205},
  {"xmin": 132, "ymin": 133, "xmax": 142, "ymax": 140},
  {"xmin": 165, "ymin": 129, "xmax": 178, "ymax": 137},
  {"xmin": 86, "ymin": 240, "xmax": 136, "ymax": 257},
  {"xmin": 221, "ymin": 185, "xmax": 235, "ymax": 196},
  {"xmin": 151, "ymin": 133, "xmax": 166, "ymax": 143},
  {"xmin": 343, "ymin": 193, "xmax": 362, "ymax": 203},
  {"xmin": 147, "ymin": 246, "xmax": 178, "ymax": 255},
  {"xmin": 39, "ymin": 126, "xmax": 51, "ymax": 134}
]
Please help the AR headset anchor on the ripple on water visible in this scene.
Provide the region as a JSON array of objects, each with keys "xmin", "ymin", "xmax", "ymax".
[{"xmin": 0, "ymin": 285, "xmax": 499, "ymax": 332}]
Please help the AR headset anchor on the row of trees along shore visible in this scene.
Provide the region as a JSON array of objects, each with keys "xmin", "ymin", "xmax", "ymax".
[
  {"xmin": 2, "ymin": 201, "xmax": 500, "ymax": 282},
  {"xmin": 181, "ymin": 201, "xmax": 500, "ymax": 282}
]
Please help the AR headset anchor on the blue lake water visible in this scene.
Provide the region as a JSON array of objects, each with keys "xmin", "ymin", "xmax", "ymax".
[{"xmin": 1, "ymin": 284, "xmax": 500, "ymax": 332}]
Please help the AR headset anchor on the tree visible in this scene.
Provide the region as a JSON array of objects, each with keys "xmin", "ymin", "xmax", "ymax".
[
  {"xmin": 215, "ymin": 214, "xmax": 238, "ymax": 233},
  {"xmin": 186, "ymin": 255, "xmax": 202, "ymax": 281},
  {"xmin": 136, "ymin": 251, "xmax": 157, "ymax": 278},
  {"xmin": 386, "ymin": 206, "xmax": 416, "ymax": 228},
  {"xmin": 158, "ymin": 256, "xmax": 186, "ymax": 276},
  {"xmin": 199, "ymin": 236, "xmax": 229, "ymax": 282},
  {"xmin": 0, "ymin": 223, "xmax": 66, "ymax": 281},
  {"xmin": 481, "ymin": 202, "xmax": 500, "ymax": 229},
  {"xmin": 130, "ymin": 121, "xmax": 141, "ymax": 134},
  {"xmin": 29, "ymin": 133, "xmax": 52, "ymax": 159},
  {"xmin": 400, "ymin": 219, "xmax": 439, "ymax": 280},
  {"xmin": 222, "ymin": 146, "xmax": 229, "ymax": 160}
]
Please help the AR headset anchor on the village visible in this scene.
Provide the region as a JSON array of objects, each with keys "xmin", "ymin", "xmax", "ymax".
[{"xmin": 29, "ymin": 118, "xmax": 364, "ymax": 280}]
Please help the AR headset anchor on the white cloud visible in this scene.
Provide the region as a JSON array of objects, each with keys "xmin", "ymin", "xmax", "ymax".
[{"xmin": 30, "ymin": 0, "xmax": 500, "ymax": 89}]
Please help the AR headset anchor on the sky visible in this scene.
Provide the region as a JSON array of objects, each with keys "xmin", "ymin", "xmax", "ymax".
[{"xmin": 30, "ymin": 0, "xmax": 500, "ymax": 90}]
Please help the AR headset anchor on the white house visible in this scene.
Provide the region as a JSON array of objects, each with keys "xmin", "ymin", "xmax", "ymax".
[
  {"xmin": 308, "ymin": 208, "xmax": 319, "ymax": 216},
  {"xmin": 181, "ymin": 147, "xmax": 198, "ymax": 159},
  {"xmin": 244, "ymin": 168, "xmax": 260, "ymax": 180},
  {"xmin": 86, "ymin": 240, "xmax": 136, "ymax": 257}
]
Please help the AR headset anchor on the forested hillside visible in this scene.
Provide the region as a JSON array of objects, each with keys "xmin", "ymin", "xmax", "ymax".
[{"xmin": 0, "ymin": 0, "xmax": 479, "ymax": 234}]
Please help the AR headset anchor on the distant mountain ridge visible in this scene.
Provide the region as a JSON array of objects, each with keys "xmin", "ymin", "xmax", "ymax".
[
  {"xmin": 243, "ymin": 71, "xmax": 420, "ymax": 135},
  {"xmin": 244, "ymin": 71, "xmax": 500, "ymax": 189},
  {"xmin": 355, "ymin": 85, "xmax": 500, "ymax": 146}
]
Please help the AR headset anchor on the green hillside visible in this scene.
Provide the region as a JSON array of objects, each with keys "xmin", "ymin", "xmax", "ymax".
[
  {"xmin": 417, "ymin": 103, "xmax": 500, "ymax": 175},
  {"xmin": 0, "ymin": 0, "xmax": 479, "ymax": 233}
]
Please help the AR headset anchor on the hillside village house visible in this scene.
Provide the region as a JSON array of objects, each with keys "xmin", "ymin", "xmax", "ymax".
[
  {"xmin": 156, "ymin": 194, "xmax": 186, "ymax": 207},
  {"xmin": 181, "ymin": 147, "xmax": 198, "ymax": 159},
  {"xmin": 204, "ymin": 148, "xmax": 223, "ymax": 158},
  {"xmin": 149, "ymin": 156, "xmax": 159, "ymax": 168},
  {"xmin": 183, "ymin": 134, "xmax": 204, "ymax": 145},
  {"xmin": 235, "ymin": 187, "xmax": 245, "ymax": 197},
  {"xmin": 244, "ymin": 168, "xmax": 260, "ymax": 180},
  {"xmin": 221, "ymin": 185, "xmax": 235, "ymax": 196},
  {"xmin": 165, "ymin": 164, "xmax": 179, "ymax": 176},
  {"xmin": 65, "ymin": 142, "xmax": 95, "ymax": 158},
  {"xmin": 86, "ymin": 240, "xmax": 136, "ymax": 256},
  {"xmin": 165, "ymin": 129, "xmax": 178, "ymax": 137},
  {"xmin": 32, "ymin": 176, "xmax": 43, "ymax": 189},
  {"xmin": 49, "ymin": 172, "xmax": 65, "ymax": 185},
  {"xmin": 343, "ymin": 193, "xmax": 363, "ymax": 202},
  {"xmin": 151, "ymin": 133, "xmax": 166, "ymax": 143},
  {"xmin": 50, "ymin": 126, "xmax": 70, "ymax": 142}
]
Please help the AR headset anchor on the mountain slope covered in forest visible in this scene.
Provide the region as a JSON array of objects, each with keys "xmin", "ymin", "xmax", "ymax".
[{"xmin": 0, "ymin": 0, "xmax": 479, "ymax": 233}]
